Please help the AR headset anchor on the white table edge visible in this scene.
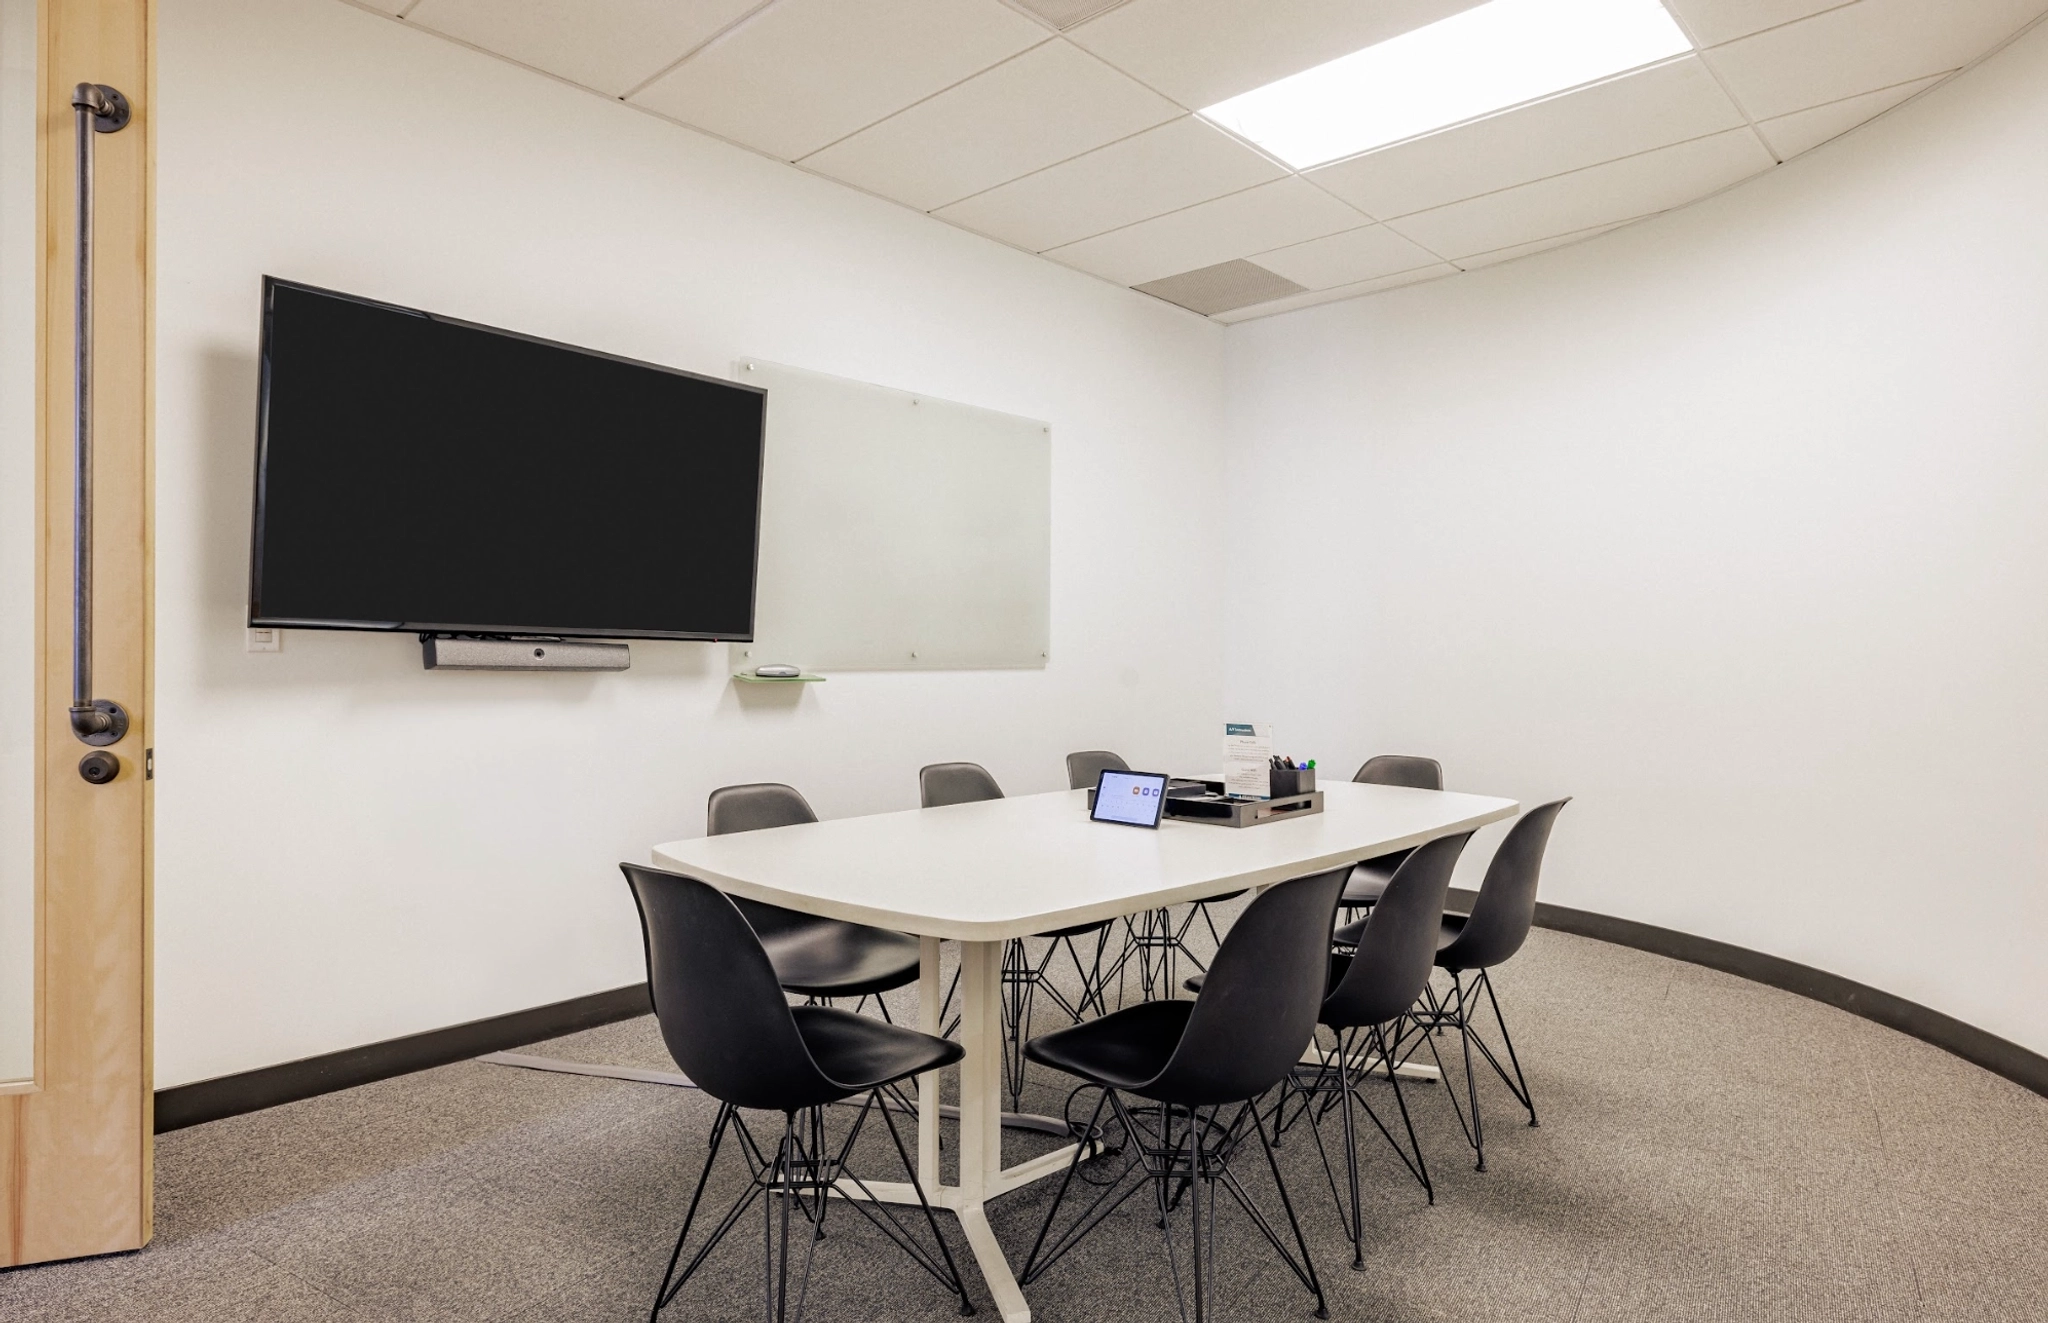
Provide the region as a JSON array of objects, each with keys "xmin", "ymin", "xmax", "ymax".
[{"xmin": 648, "ymin": 796, "xmax": 1519, "ymax": 941}]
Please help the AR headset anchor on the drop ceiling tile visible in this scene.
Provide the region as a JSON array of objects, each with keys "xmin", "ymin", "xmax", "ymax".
[
  {"xmin": 1385, "ymin": 128, "xmax": 1775, "ymax": 259},
  {"xmin": 1251, "ymin": 224, "xmax": 1442, "ymax": 290},
  {"xmin": 1043, "ymin": 177, "xmax": 1366, "ymax": 286},
  {"xmin": 1455, "ymin": 221, "xmax": 1630, "ymax": 270},
  {"xmin": 355, "ymin": 0, "xmax": 409, "ymax": 13},
  {"xmin": 934, "ymin": 116, "xmax": 1285, "ymax": 252},
  {"xmin": 1066, "ymin": 0, "xmax": 1488, "ymax": 108},
  {"xmin": 1663, "ymin": 0, "xmax": 1853, "ymax": 47},
  {"xmin": 631, "ymin": 0, "xmax": 1047, "ymax": 162},
  {"xmin": 1133, "ymin": 259, "xmax": 1306, "ymax": 315},
  {"xmin": 1212, "ymin": 264, "xmax": 1458, "ymax": 322},
  {"xmin": 1756, "ymin": 74, "xmax": 1946, "ymax": 159},
  {"xmin": 405, "ymin": 0, "xmax": 766, "ymax": 96},
  {"xmin": 1703, "ymin": 0, "xmax": 2048, "ymax": 122},
  {"xmin": 799, "ymin": 40, "xmax": 1182, "ymax": 212},
  {"xmin": 1308, "ymin": 57, "xmax": 1745, "ymax": 221}
]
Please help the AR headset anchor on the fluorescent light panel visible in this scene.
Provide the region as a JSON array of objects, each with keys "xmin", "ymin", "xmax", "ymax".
[{"xmin": 1199, "ymin": 0, "xmax": 1694, "ymax": 170}]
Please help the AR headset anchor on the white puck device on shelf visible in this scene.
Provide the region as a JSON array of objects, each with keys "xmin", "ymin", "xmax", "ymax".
[{"xmin": 751, "ymin": 664, "xmax": 802, "ymax": 678}]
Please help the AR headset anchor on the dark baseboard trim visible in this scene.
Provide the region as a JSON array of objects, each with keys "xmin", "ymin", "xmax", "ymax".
[
  {"xmin": 153, "ymin": 983, "xmax": 651, "ymax": 1133},
  {"xmin": 155, "ymin": 897, "xmax": 2048, "ymax": 1132},
  {"xmin": 1444, "ymin": 888, "xmax": 2048, "ymax": 1100}
]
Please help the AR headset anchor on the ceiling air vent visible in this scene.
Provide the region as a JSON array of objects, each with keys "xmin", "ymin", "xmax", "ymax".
[
  {"xmin": 1006, "ymin": 0, "xmax": 1133, "ymax": 30},
  {"xmin": 1133, "ymin": 260, "xmax": 1306, "ymax": 317}
]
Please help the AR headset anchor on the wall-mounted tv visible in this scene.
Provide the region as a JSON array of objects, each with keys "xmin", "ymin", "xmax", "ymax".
[{"xmin": 249, "ymin": 277, "xmax": 766, "ymax": 641}]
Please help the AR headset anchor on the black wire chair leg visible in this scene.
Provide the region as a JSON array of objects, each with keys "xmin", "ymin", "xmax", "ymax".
[
  {"xmin": 1374, "ymin": 1022, "xmax": 1433, "ymax": 1204},
  {"xmin": 1478, "ymin": 968, "xmax": 1537, "ymax": 1125},
  {"xmin": 1452, "ymin": 972, "xmax": 1487, "ymax": 1171},
  {"xmin": 1336, "ymin": 1048, "xmax": 1365, "ymax": 1269},
  {"xmin": 649, "ymin": 1101, "xmax": 734, "ymax": 1322},
  {"xmin": 1248, "ymin": 1102, "xmax": 1329, "ymax": 1320}
]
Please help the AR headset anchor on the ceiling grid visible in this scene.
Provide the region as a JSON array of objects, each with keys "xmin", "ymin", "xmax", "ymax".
[{"xmin": 353, "ymin": 0, "xmax": 2048, "ymax": 320}]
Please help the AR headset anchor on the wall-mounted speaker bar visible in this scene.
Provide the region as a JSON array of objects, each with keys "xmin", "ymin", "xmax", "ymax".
[{"xmin": 420, "ymin": 636, "xmax": 630, "ymax": 671}]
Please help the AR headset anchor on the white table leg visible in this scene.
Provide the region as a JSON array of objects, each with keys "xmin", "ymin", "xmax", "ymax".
[
  {"xmin": 918, "ymin": 935, "xmax": 942, "ymax": 1189},
  {"xmin": 955, "ymin": 939, "xmax": 1030, "ymax": 1322}
]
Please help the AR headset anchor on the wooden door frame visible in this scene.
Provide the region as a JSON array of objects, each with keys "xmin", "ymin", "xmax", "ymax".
[{"xmin": 1, "ymin": 0, "xmax": 151, "ymax": 1266}]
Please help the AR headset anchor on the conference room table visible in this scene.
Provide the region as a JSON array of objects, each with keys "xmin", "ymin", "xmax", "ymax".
[{"xmin": 651, "ymin": 780, "xmax": 1518, "ymax": 1323}]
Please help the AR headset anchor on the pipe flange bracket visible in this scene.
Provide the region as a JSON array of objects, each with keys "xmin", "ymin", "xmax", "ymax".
[
  {"xmin": 71, "ymin": 698, "xmax": 128, "ymax": 746},
  {"xmin": 71, "ymin": 83, "xmax": 130, "ymax": 134}
]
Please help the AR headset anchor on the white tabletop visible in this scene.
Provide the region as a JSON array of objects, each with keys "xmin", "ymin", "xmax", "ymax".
[{"xmin": 651, "ymin": 781, "xmax": 1519, "ymax": 942}]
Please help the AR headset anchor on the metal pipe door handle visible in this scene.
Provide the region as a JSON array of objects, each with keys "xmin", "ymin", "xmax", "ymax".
[{"xmin": 69, "ymin": 82, "xmax": 131, "ymax": 767}]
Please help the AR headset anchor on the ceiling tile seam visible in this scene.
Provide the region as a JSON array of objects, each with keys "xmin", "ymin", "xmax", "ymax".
[
  {"xmin": 930, "ymin": 115, "xmax": 1215, "ymax": 225},
  {"xmin": 395, "ymin": 0, "xmax": 424, "ymax": 17},
  {"xmin": 790, "ymin": 34, "xmax": 1092, "ymax": 170},
  {"xmin": 1242, "ymin": 227, "xmax": 1448, "ymax": 282},
  {"xmin": 1290, "ymin": 172, "xmax": 1460, "ymax": 266},
  {"xmin": 339, "ymin": 2, "xmax": 656, "ymax": 105},
  {"xmin": 1038, "ymin": 177, "xmax": 1372, "ymax": 261},
  {"xmin": 1443, "ymin": 219, "xmax": 1635, "ymax": 271},
  {"xmin": 1695, "ymin": 0, "xmax": 1861, "ymax": 48},
  {"xmin": 311, "ymin": 3, "xmax": 1264, "ymax": 332},
  {"xmin": 1279, "ymin": 52, "xmax": 1706, "ymax": 181},
  {"xmin": 1366, "ymin": 123, "xmax": 1774, "ymax": 228},
  {"xmin": 1221, "ymin": 267, "xmax": 1464, "ymax": 325},
  {"xmin": 1762, "ymin": 70, "xmax": 1956, "ymax": 132},
  {"xmin": 1658, "ymin": 5, "xmax": 1786, "ymax": 162},
  {"xmin": 617, "ymin": 0, "xmax": 788, "ymax": 104}
]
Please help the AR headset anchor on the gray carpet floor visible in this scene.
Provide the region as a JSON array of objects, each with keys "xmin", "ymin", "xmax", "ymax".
[{"xmin": 3, "ymin": 926, "xmax": 2045, "ymax": 1322}]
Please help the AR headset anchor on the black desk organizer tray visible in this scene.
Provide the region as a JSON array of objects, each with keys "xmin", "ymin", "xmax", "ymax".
[{"xmin": 1087, "ymin": 774, "xmax": 1324, "ymax": 828}]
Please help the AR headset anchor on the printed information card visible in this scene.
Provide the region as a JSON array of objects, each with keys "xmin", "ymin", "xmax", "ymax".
[{"xmin": 1223, "ymin": 722, "xmax": 1273, "ymax": 799}]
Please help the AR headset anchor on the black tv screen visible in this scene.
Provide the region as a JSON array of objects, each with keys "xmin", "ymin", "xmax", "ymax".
[{"xmin": 250, "ymin": 278, "xmax": 766, "ymax": 641}]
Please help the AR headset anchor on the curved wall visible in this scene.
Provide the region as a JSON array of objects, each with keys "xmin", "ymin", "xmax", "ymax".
[{"xmin": 1222, "ymin": 21, "xmax": 2048, "ymax": 1057}]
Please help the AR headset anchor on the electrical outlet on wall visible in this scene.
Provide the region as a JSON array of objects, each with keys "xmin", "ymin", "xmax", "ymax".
[{"xmin": 246, "ymin": 627, "xmax": 281, "ymax": 653}]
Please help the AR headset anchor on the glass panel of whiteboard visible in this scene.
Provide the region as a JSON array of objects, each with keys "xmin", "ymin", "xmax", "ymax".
[{"xmin": 735, "ymin": 360, "xmax": 1050, "ymax": 671}]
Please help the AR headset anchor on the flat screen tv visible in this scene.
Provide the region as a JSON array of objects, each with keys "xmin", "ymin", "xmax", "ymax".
[{"xmin": 249, "ymin": 277, "xmax": 767, "ymax": 641}]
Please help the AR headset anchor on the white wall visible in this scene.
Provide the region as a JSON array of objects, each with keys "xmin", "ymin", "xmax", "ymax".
[
  {"xmin": 153, "ymin": 0, "xmax": 1226, "ymax": 1088},
  {"xmin": 1224, "ymin": 23, "xmax": 2048, "ymax": 1055}
]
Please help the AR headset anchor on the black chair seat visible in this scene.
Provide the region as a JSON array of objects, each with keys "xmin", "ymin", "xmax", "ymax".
[
  {"xmin": 1038, "ymin": 917, "xmax": 1113, "ymax": 939},
  {"xmin": 754, "ymin": 918, "xmax": 922, "ymax": 998},
  {"xmin": 1339, "ymin": 853, "xmax": 1403, "ymax": 907},
  {"xmin": 1023, "ymin": 998, "xmax": 1195, "ymax": 1093},
  {"xmin": 793, "ymin": 1004, "xmax": 964, "ymax": 1092}
]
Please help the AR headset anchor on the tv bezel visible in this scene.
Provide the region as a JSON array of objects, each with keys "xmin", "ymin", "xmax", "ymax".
[{"xmin": 248, "ymin": 276, "xmax": 767, "ymax": 643}]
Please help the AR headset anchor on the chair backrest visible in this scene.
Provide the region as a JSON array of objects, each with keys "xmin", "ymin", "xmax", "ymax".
[
  {"xmin": 707, "ymin": 782, "xmax": 818, "ymax": 836},
  {"xmin": 1065, "ymin": 750, "xmax": 1129, "ymax": 791},
  {"xmin": 1137, "ymin": 867, "xmax": 1347, "ymax": 1108},
  {"xmin": 920, "ymin": 761, "xmax": 1003, "ymax": 808},
  {"xmin": 1321, "ymin": 832, "xmax": 1471, "ymax": 1029},
  {"xmin": 1352, "ymin": 755, "xmax": 1444, "ymax": 791},
  {"xmin": 1438, "ymin": 798, "xmax": 1571, "ymax": 972},
  {"xmin": 705, "ymin": 783, "xmax": 824, "ymax": 941},
  {"xmin": 619, "ymin": 863, "xmax": 841, "ymax": 1112}
]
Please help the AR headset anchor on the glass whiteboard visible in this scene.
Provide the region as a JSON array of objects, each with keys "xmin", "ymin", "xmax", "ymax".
[{"xmin": 735, "ymin": 360, "xmax": 1050, "ymax": 671}]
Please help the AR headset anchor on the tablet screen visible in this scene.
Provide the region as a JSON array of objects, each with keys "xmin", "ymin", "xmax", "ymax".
[{"xmin": 1092, "ymin": 770, "xmax": 1170, "ymax": 829}]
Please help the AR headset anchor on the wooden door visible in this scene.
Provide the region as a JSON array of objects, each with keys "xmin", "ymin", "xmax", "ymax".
[{"xmin": 0, "ymin": 0, "xmax": 151, "ymax": 1266}]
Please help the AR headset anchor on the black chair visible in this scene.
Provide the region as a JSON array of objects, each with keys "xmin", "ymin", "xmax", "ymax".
[
  {"xmin": 1017, "ymin": 868, "xmax": 1346, "ymax": 1323},
  {"xmin": 1418, "ymin": 798, "xmax": 1571, "ymax": 1171},
  {"xmin": 1065, "ymin": 749, "xmax": 1221, "ymax": 1005},
  {"xmin": 921, "ymin": 762, "xmax": 1117, "ymax": 1109},
  {"xmin": 1064, "ymin": 749, "xmax": 1128, "ymax": 789},
  {"xmin": 1339, "ymin": 755, "xmax": 1445, "ymax": 915},
  {"xmin": 619, "ymin": 863, "xmax": 974, "ymax": 1322},
  {"xmin": 707, "ymin": 783, "xmax": 922, "ymax": 1018},
  {"xmin": 1293, "ymin": 832, "xmax": 1470, "ymax": 1268}
]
